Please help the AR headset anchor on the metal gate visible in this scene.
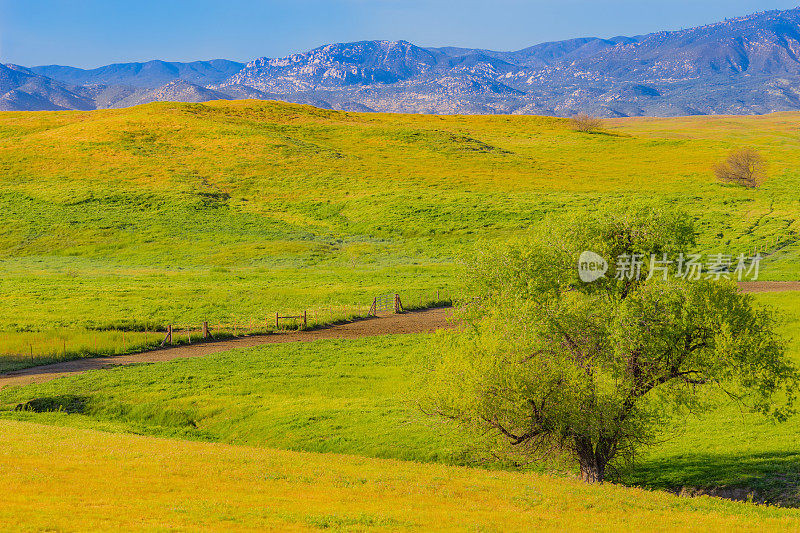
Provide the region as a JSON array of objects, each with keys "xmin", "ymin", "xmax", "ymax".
[{"xmin": 369, "ymin": 293, "xmax": 401, "ymax": 316}]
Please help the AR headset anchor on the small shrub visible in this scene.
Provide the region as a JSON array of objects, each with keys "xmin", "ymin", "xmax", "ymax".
[
  {"xmin": 570, "ymin": 114, "xmax": 603, "ymax": 133},
  {"xmin": 715, "ymin": 148, "xmax": 767, "ymax": 188}
]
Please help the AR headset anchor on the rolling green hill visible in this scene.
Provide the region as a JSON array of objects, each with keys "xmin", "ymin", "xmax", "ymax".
[
  {"xmin": 4, "ymin": 101, "xmax": 800, "ymax": 529},
  {"xmin": 1, "ymin": 100, "xmax": 798, "ymax": 358}
]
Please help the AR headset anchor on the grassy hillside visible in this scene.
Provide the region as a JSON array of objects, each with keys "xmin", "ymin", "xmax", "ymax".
[
  {"xmin": 1, "ymin": 101, "xmax": 799, "ymax": 356},
  {"xmin": 0, "ymin": 334, "xmax": 461, "ymax": 463},
  {"xmin": 3, "ymin": 292, "xmax": 799, "ymax": 504},
  {"xmin": 1, "ymin": 420, "xmax": 799, "ymax": 532}
]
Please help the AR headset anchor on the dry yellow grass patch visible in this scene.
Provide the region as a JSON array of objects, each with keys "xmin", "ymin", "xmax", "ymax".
[{"xmin": 0, "ymin": 420, "xmax": 798, "ymax": 531}]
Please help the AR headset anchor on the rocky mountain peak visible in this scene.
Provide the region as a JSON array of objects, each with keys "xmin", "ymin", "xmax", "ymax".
[{"xmin": 7, "ymin": 8, "xmax": 800, "ymax": 116}]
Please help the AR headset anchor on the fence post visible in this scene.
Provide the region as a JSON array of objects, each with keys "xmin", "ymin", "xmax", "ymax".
[
  {"xmin": 187, "ymin": 327, "xmax": 191, "ymax": 344},
  {"xmin": 276, "ymin": 311, "xmax": 279, "ymax": 330},
  {"xmin": 203, "ymin": 321, "xmax": 209, "ymax": 339},
  {"xmin": 303, "ymin": 310, "xmax": 307, "ymax": 328},
  {"xmin": 161, "ymin": 325, "xmax": 173, "ymax": 347},
  {"xmin": 394, "ymin": 294, "xmax": 401, "ymax": 314}
]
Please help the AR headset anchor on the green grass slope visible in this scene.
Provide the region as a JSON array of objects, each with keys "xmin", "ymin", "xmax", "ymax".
[
  {"xmin": 3, "ymin": 292, "xmax": 799, "ymax": 504},
  {"xmin": 0, "ymin": 334, "xmax": 460, "ymax": 463},
  {"xmin": 1, "ymin": 101, "xmax": 798, "ymax": 353}
]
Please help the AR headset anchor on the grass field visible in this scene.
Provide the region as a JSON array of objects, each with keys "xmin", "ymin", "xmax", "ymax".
[
  {"xmin": 3, "ymin": 101, "xmax": 800, "ymax": 528},
  {"xmin": 0, "ymin": 329, "xmax": 166, "ymax": 373},
  {"xmin": 2, "ymin": 419, "xmax": 799, "ymax": 532},
  {"xmin": 1, "ymin": 101, "xmax": 799, "ymax": 361},
  {"xmin": 2, "ymin": 291, "xmax": 799, "ymax": 506},
  {"xmin": 0, "ymin": 334, "xmax": 462, "ymax": 463}
]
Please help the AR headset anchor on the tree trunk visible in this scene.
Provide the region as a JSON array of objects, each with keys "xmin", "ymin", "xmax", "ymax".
[
  {"xmin": 575, "ymin": 436, "xmax": 606, "ymax": 483},
  {"xmin": 579, "ymin": 460, "xmax": 605, "ymax": 483}
]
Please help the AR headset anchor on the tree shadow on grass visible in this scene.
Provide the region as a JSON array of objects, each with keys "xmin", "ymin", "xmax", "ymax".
[
  {"xmin": 621, "ymin": 450, "xmax": 800, "ymax": 506},
  {"xmin": 14, "ymin": 395, "xmax": 90, "ymax": 415}
]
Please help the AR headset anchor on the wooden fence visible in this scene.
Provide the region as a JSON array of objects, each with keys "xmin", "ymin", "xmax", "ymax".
[
  {"xmin": 155, "ymin": 289, "xmax": 451, "ymax": 346},
  {"xmin": 275, "ymin": 311, "xmax": 308, "ymax": 329},
  {"xmin": 2, "ymin": 290, "xmax": 454, "ymax": 359},
  {"xmin": 161, "ymin": 322, "xmax": 213, "ymax": 346}
]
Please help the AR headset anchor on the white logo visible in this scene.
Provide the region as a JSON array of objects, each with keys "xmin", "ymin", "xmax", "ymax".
[{"xmin": 578, "ymin": 251, "xmax": 608, "ymax": 283}]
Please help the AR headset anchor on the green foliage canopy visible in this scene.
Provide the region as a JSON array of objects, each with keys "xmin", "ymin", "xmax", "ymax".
[{"xmin": 422, "ymin": 208, "xmax": 797, "ymax": 482}]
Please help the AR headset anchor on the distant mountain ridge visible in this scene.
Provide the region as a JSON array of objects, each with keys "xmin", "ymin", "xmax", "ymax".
[
  {"xmin": 5, "ymin": 7, "xmax": 800, "ymax": 116},
  {"xmin": 32, "ymin": 59, "xmax": 244, "ymax": 88}
]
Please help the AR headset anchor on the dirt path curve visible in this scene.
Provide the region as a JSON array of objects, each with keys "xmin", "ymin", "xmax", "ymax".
[
  {"xmin": 0, "ymin": 308, "xmax": 454, "ymax": 390},
  {"xmin": 738, "ymin": 281, "xmax": 800, "ymax": 293},
  {"xmin": 0, "ymin": 282, "xmax": 796, "ymax": 390}
]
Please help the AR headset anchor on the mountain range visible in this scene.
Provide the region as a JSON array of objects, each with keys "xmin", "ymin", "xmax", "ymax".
[{"xmin": 5, "ymin": 7, "xmax": 800, "ymax": 117}]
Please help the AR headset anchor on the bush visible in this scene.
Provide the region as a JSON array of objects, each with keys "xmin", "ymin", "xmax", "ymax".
[
  {"xmin": 570, "ymin": 114, "xmax": 603, "ymax": 133},
  {"xmin": 715, "ymin": 148, "xmax": 766, "ymax": 188}
]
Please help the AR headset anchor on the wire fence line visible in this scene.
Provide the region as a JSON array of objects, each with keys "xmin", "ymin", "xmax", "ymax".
[{"xmin": 0, "ymin": 289, "xmax": 454, "ymax": 363}]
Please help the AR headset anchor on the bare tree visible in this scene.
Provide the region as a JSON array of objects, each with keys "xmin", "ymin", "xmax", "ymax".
[
  {"xmin": 715, "ymin": 148, "xmax": 767, "ymax": 188},
  {"xmin": 570, "ymin": 114, "xmax": 603, "ymax": 133}
]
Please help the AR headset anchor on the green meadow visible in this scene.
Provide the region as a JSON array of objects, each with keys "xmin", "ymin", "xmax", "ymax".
[
  {"xmin": 3, "ymin": 101, "xmax": 800, "ymax": 528},
  {"xmin": 0, "ymin": 101, "xmax": 799, "ymax": 362},
  {"xmin": 2, "ymin": 291, "xmax": 799, "ymax": 505}
]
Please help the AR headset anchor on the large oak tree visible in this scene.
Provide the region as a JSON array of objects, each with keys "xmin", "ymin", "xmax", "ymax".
[{"xmin": 421, "ymin": 209, "xmax": 796, "ymax": 482}]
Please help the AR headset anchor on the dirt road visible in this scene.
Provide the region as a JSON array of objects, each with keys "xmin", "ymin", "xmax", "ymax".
[
  {"xmin": 738, "ymin": 281, "xmax": 800, "ymax": 293},
  {"xmin": 1, "ymin": 281, "xmax": 796, "ymax": 390},
  {"xmin": 0, "ymin": 308, "xmax": 454, "ymax": 390}
]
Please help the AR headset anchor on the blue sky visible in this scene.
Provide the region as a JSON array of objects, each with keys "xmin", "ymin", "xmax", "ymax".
[{"xmin": 1, "ymin": 0, "xmax": 798, "ymax": 68}]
